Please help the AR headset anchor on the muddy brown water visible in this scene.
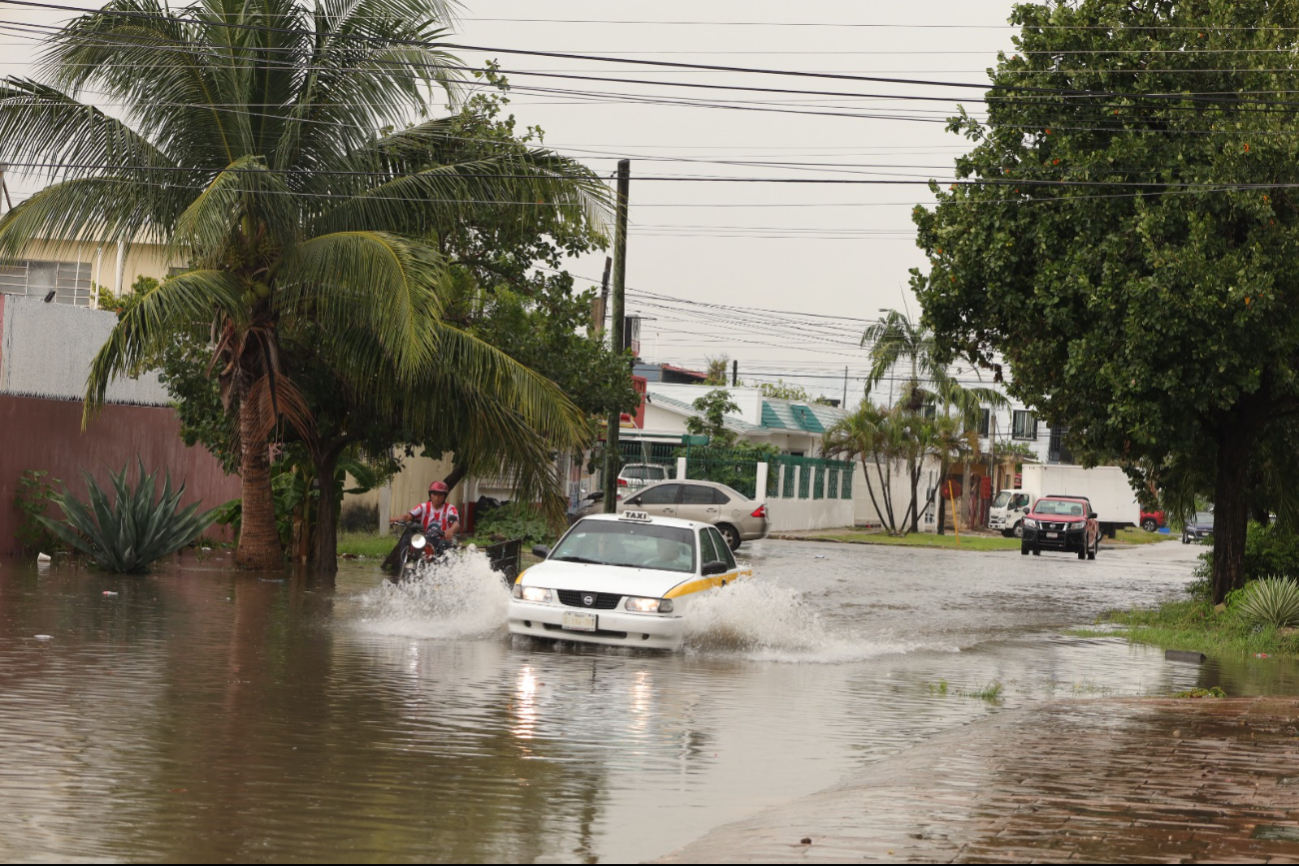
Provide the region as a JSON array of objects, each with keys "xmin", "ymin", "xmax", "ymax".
[{"xmin": 0, "ymin": 539, "xmax": 1287, "ymax": 862}]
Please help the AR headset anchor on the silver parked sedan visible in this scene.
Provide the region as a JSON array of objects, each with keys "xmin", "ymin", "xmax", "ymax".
[{"xmin": 618, "ymin": 480, "xmax": 769, "ymax": 550}]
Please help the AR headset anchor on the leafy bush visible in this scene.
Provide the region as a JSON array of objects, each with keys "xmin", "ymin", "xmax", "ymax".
[
  {"xmin": 471, "ymin": 502, "xmax": 551, "ymax": 546},
  {"xmin": 1191, "ymin": 521, "xmax": 1299, "ymax": 598},
  {"xmin": 38, "ymin": 459, "xmax": 218, "ymax": 573},
  {"xmin": 1236, "ymin": 577, "xmax": 1299, "ymax": 630},
  {"xmin": 12, "ymin": 469, "xmax": 63, "ymax": 554}
]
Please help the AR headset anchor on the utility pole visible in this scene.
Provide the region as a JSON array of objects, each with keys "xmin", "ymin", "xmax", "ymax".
[
  {"xmin": 732, "ymin": 359, "xmax": 738, "ymax": 387},
  {"xmin": 603, "ymin": 160, "xmax": 631, "ymax": 513},
  {"xmin": 842, "ymin": 366, "xmax": 848, "ymax": 407}
]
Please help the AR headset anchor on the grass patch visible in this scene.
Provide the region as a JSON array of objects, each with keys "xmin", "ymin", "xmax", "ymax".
[
  {"xmin": 1110, "ymin": 527, "xmax": 1174, "ymax": 545},
  {"xmin": 810, "ymin": 531, "xmax": 1021, "ymax": 551},
  {"xmin": 1068, "ymin": 598, "xmax": 1299, "ymax": 657},
  {"xmin": 337, "ymin": 531, "xmax": 396, "ymax": 558},
  {"xmin": 958, "ymin": 681, "xmax": 1004, "ymax": 701}
]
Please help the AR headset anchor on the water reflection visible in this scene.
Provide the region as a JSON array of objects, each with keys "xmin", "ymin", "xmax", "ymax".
[{"xmin": 0, "ymin": 539, "xmax": 1254, "ymax": 863}]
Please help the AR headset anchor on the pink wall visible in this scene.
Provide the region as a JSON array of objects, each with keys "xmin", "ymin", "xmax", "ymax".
[{"xmin": 1, "ymin": 394, "xmax": 241, "ymax": 556}]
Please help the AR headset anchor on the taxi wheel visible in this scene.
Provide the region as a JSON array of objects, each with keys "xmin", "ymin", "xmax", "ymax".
[{"xmin": 718, "ymin": 523, "xmax": 741, "ymax": 551}]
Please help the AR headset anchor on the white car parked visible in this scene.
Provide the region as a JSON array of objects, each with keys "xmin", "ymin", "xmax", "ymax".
[{"xmin": 507, "ymin": 512, "xmax": 751, "ymax": 650}]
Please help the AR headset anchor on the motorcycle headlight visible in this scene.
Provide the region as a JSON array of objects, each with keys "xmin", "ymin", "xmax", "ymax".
[
  {"xmin": 409, "ymin": 534, "xmax": 427, "ymax": 550},
  {"xmin": 513, "ymin": 585, "xmax": 551, "ymax": 603},
  {"xmin": 625, "ymin": 597, "xmax": 673, "ymax": 613}
]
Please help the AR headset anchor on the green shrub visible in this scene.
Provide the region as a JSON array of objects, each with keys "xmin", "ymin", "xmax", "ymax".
[
  {"xmin": 12, "ymin": 469, "xmax": 63, "ymax": 554},
  {"xmin": 1192, "ymin": 521, "xmax": 1299, "ymax": 597},
  {"xmin": 471, "ymin": 502, "xmax": 551, "ymax": 546},
  {"xmin": 1237, "ymin": 577, "xmax": 1299, "ymax": 630},
  {"xmin": 38, "ymin": 459, "xmax": 219, "ymax": 574}
]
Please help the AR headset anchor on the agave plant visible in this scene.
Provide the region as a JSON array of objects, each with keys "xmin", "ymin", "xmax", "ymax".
[
  {"xmin": 38, "ymin": 459, "xmax": 218, "ymax": 574},
  {"xmin": 1236, "ymin": 577, "xmax": 1299, "ymax": 630}
]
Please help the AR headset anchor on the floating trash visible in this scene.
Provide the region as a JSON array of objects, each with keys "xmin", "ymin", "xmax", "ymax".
[
  {"xmin": 103, "ymin": 591, "xmax": 118, "ymax": 597},
  {"xmin": 36, "ymin": 553, "xmax": 51, "ymax": 563},
  {"xmin": 34, "ymin": 635, "xmax": 52, "ymax": 641}
]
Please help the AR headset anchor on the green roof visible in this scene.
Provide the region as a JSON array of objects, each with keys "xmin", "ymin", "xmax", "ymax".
[{"xmin": 760, "ymin": 398, "xmax": 843, "ymax": 433}]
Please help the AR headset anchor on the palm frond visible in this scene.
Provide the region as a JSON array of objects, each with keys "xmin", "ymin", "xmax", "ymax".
[
  {"xmin": 174, "ymin": 155, "xmax": 299, "ymax": 259},
  {"xmin": 84, "ymin": 269, "xmax": 247, "ymax": 420},
  {"xmin": 276, "ymin": 229, "xmax": 446, "ymax": 378}
]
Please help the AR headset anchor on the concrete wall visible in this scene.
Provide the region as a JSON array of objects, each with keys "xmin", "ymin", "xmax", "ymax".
[
  {"xmin": 767, "ymin": 497, "xmax": 854, "ymax": 532},
  {"xmin": 1, "ymin": 394, "xmax": 241, "ymax": 555},
  {"xmin": 850, "ymin": 456, "xmax": 945, "ymax": 533},
  {"xmin": 0, "ymin": 294, "xmax": 169, "ymax": 405}
]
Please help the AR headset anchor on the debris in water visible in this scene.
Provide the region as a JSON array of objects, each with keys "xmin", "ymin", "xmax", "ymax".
[
  {"xmin": 34, "ymin": 635, "xmax": 52, "ymax": 640},
  {"xmin": 102, "ymin": 591, "xmax": 118, "ymax": 597},
  {"xmin": 813, "ymin": 555, "xmax": 827, "ymax": 559},
  {"xmin": 36, "ymin": 553, "xmax": 51, "ymax": 563},
  {"xmin": 800, "ymin": 838, "xmax": 812, "ymax": 845},
  {"xmin": 1255, "ymin": 653, "xmax": 1271, "ymax": 658}
]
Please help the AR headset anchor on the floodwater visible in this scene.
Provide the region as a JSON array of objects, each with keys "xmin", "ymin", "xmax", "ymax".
[{"xmin": 0, "ymin": 538, "xmax": 1285, "ymax": 862}]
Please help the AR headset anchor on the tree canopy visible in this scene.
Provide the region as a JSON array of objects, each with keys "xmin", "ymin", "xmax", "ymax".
[
  {"xmin": 0, "ymin": 0, "xmax": 606, "ymax": 570},
  {"xmin": 911, "ymin": 0, "xmax": 1299, "ymax": 601}
]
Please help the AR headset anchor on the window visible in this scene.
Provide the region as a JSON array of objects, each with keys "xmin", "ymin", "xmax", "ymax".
[
  {"xmin": 1012, "ymin": 410, "xmax": 1038, "ymax": 441},
  {"xmin": 555, "ymin": 520, "xmax": 695, "ymax": 573},
  {"xmin": 636, "ymin": 484, "xmax": 680, "ymax": 505},
  {"xmin": 698, "ymin": 527, "xmax": 720, "ymax": 566},
  {"xmin": 0, "ymin": 259, "xmax": 93, "ymax": 306},
  {"xmin": 707, "ymin": 528, "xmax": 736, "ymax": 569},
  {"xmin": 922, "ymin": 404, "xmax": 937, "ymax": 419},
  {"xmin": 977, "ymin": 408, "xmax": 991, "ymax": 436},
  {"xmin": 680, "ymin": 484, "xmax": 716, "ymax": 505}
]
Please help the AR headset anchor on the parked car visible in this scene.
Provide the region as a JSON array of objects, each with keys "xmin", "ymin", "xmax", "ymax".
[
  {"xmin": 508, "ymin": 512, "xmax": 752, "ymax": 650},
  {"xmin": 1140, "ymin": 510, "xmax": 1166, "ymax": 532},
  {"xmin": 1021, "ymin": 496, "xmax": 1101, "ymax": 560},
  {"xmin": 618, "ymin": 463, "xmax": 669, "ymax": 491},
  {"xmin": 1182, "ymin": 511, "xmax": 1215, "ymax": 544},
  {"xmin": 618, "ymin": 480, "xmax": 769, "ymax": 550}
]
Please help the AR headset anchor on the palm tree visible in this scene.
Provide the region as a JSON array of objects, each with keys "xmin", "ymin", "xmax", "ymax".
[
  {"xmin": 862, "ymin": 310, "xmax": 1007, "ymax": 533},
  {"xmin": 824, "ymin": 401, "xmax": 904, "ymax": 535},
  {"xmin": 0, "ymin": 0, "xmax": 606, "ymax": 568}
]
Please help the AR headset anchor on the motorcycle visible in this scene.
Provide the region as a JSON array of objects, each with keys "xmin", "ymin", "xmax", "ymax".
[{"xmin": 391, "ymin": 519, "xmax": 457, "ymax": 579}]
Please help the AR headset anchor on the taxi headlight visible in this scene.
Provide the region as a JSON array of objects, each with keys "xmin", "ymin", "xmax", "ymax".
[
  {"xmin": 625, "ymin": 597, "xmax": 673, "ymax": 613},
  {"xmin": 513, "ymin": 585, "xmax": 551, "ymax": 602}
]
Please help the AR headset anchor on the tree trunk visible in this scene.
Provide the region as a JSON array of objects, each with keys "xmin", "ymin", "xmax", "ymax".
[
  {"xmin": 235, "ymin": 393, "xmax": 283, "ymax": 570},
  {"xmin": 443, "ymin": 460, "xmax": 470, "ymax": 493},
  {"xmin": 936, "ymin": 460, "xmax": 949, "ymax": 535},
  {"xmin": 310, "ymin": 442, "xmax": 347, "ymax": 576},
  {"xmin": 1211, "ymin": 430, "xmax": 1254, "ymax": 605},
  {"xmin": 908, "ymin": 459, "xmax": 922, "ymax": 534}
]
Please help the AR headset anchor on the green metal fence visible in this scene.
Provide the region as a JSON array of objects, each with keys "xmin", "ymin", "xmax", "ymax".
[
  {"xmin": 616, "ymin": 440, "xmax": 680, "ymax": 476},
  {"xmin": 682, "ymin": 446, "xmax": 763, "ymax": 499},
  {"xmin": 767, "ymin": 455, "xmax": 855, "ymax": 501}
]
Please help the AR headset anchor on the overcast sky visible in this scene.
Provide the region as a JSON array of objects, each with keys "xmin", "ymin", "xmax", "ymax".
[{"xmin": 1, "ymin": 0, "xmax": 1020, "ymax": 398}]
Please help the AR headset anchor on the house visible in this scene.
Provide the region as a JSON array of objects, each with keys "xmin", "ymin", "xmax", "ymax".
[{"xmin": 0, "ymin": 237, "xmax": 180, "ymax": 305}]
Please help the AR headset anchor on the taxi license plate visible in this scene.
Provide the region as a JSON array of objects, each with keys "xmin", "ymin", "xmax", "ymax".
[
  {"xmin": 1046, "ymin": 532, "xmax": 1060, "ymax": 539},
  {"xmin": 562, "ymin": 612, "xmax": 597, "ymax": 632}
]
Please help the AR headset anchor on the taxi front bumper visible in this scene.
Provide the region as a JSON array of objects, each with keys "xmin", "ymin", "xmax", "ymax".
[{"xmin": 507, "ymin": 599, "xmax": 685, "ymax": 650}]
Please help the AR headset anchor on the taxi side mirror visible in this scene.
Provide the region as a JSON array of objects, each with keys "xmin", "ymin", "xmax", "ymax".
[
  {"xmin": 532, "ymin": 545, "xmax": 551, "ymax": 559},
  {"xmin": 702, "ymin": 560, "xmax": 729, "ymax": 576}
]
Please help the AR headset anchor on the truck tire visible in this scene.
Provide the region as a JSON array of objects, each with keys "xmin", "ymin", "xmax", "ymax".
[{"xmin": 1013, "ymin": 521, "xmax": 1024, "ymax": 539}]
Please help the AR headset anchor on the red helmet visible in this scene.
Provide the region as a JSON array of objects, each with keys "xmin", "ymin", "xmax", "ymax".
[{"xmin": 428, "ymin": 481, "xmax": 449, "ymax": 494}]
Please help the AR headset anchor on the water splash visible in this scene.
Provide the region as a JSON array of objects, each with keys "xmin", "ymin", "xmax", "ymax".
[
  {"xmin": 352, "ymin": 550, "xmax": 511, "ymax": 640},
  {"xmin": 683, "ymin": 578, "xmax": 957, "ymax": 664}
]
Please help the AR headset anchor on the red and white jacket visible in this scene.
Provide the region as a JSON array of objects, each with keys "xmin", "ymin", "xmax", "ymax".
[{"xmin": 409, "ymin": 501, "xmax": 459, "ymax": 534}]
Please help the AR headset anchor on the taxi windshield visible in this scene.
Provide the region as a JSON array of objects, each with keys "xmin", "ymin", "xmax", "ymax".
[
  {"xmin": 1034, "ymin": 499, "xmax": 1085, "ymax": 517},
  {"xmin": 552, "ymin": 520, "xmax": 696, "ymax": 573}
]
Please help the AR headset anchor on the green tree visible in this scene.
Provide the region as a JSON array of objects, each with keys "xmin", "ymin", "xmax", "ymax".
[
  {"xmin": 700, "ymin": 355, "xmax": 731, "ymax": 387},
  {"xmin": 0, "ymin": 0, "xmax": 603, "ymax": 570},
  {"xmin": 911, "ymin": 0, "xmax": 1299, "ymax": 602},
  {"xmin": 823, "ymin": 401, "xmax": 908, "ymax": 534},
  {"xmin": 686, "ymin": 389, "xmax": 741, "ymax": 448}
]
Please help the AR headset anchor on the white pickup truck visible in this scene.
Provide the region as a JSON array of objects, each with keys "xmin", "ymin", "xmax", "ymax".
[{"xmin": 989, "ymin": 464, "xmax": 1140, "ymax": 539}]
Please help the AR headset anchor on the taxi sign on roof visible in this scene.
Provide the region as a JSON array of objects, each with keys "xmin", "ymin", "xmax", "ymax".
[{"xmin": 620, "ymin": 510, "xmax": 651, "ymax": 522}]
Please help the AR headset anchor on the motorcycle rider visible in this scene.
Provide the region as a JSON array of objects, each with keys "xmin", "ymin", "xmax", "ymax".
[
  {"xmin": 392, "ymin": 480, "xmax": 461, "ymax": 540},
  {"xmin": 383, "ymin": 480, "xmax": 460, "ymax": 572}
]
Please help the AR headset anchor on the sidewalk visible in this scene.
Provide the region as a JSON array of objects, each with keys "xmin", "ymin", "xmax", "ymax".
[{"xmin": 659, "ymin": 698, "xmax": 1299, "ymax": 863}]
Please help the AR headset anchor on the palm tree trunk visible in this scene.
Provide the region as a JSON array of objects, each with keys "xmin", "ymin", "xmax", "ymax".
[
  {"xmin": 310, "ymin": 442, "xmax": 346, "ymax": 576},
  {"xmin": 936, "ymin": 460, "xmax": 949, "ymax": 534},
  {"xmin": 235, "ymin": 392, "xmax": 283, "ymax": 570},
  {"xmin": 859, "ymin": 456, "xmax": 888, "ymax": 533}
]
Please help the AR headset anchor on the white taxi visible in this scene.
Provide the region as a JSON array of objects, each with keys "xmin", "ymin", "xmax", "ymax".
[{"xmin": 507, "ymin": 512, "xmax": 751, "ymax": 650}]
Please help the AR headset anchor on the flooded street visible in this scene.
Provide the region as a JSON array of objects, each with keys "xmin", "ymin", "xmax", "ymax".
[{"xmin": 0, "ymin": 539, "xmax": 1283, "ymax": 862}]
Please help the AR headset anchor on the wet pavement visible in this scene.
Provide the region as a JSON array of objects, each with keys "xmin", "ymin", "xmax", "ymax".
[
  {"xmin": 660, "ymin": 697, "xmax": 1299, "ymax": 864},
  {"xmin": 0, "ymin": 538, "xmax": 1295, "ymax": 861}
]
